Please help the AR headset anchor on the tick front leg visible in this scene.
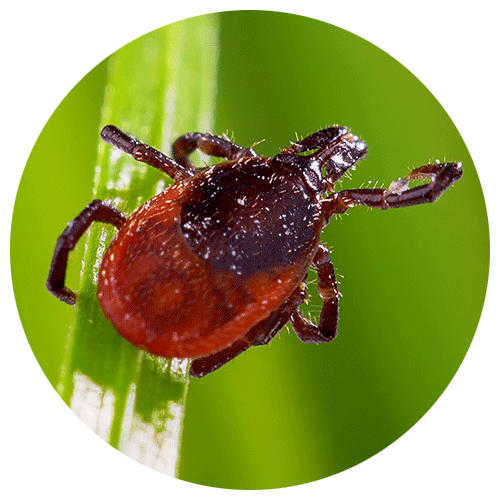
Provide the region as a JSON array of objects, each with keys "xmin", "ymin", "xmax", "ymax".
[
  {"xmin": 190, "ymin": 283, "xmax": 306, "ymax": 378},
  {"xmin": 290, "ymin": 244, "xmax": 340, "ymax": 343},
  {"xmin": 172, "ymin": 132, "xmax": 258, "ymax": 169},
  {"xmin": 322, "ymin": 161, "xmax": 463, "ymax": 219},
  {"xmin": 101, "ymin": 125, "xmax": 196, "ymax": 182},
  {"xmin": 46, "ymin": 200, "xmax": 127, "ymax": 305}
]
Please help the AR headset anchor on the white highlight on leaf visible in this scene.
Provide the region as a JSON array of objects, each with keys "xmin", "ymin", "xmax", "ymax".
[
  {"xmin": 70, "ymin": 371, "xmax": 115, "ymax": 442},
  {"xmin": 120, "ymin": 400, "xmax": 184, "ymax": 476}
]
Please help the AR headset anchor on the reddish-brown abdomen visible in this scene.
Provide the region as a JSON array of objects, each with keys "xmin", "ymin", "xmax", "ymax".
[{"xmin": 97, "ymin": 160, "xmax": 322, "ymax": 358}]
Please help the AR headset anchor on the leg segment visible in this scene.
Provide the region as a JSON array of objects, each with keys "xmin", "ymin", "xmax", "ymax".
[
  {"xmin": 190, "ymin": 282, "xmax": 306, "ymax": 378},
  {"xmin": 46, "ymin": 200, "xmax": 127, "ymax": 305},
  {"xmin": 101, "ymin": 125, "xmax": 196, "ymax": 182},
  {"xmin": 290, "ymin": 244, "xmax": 340, "ymax": 343},
  {"xmin": 322, "ymin": 161, "xmax": 463, "ymax": 219},
  {"xmin": 172, "ymin": 132, "xmax": 257, "ymax": 169}
]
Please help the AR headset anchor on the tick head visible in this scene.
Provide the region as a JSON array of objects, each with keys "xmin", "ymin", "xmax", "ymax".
[{"xmin": 271, "ymin": 129, "xmax": 368, "ymax": 194}]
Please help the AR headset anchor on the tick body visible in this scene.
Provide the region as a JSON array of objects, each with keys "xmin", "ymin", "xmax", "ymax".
[{"xmin": 47, "ymin": 125, "xmax": 462, "ymax": 377}]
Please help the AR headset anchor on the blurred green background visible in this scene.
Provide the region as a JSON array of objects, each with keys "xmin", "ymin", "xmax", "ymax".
[{"xmin": 11, "ymin": 11, "xmax": 488, "ymax": 490}]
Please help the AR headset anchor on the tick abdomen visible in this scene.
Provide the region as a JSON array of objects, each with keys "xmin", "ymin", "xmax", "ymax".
[{"xmin": 97, "ymin": 170, "xmax": 309, "ymax": 358}]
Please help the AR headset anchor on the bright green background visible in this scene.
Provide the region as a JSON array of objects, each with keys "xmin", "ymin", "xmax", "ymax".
[{"xmin": 12, "ymin": 11, "xmax": 488, "ymax": 490}]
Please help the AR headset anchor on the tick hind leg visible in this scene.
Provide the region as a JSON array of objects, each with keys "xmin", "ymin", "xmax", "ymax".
[
  {"xmin": 290, "ymin": 244, "xmax": 340, "ymax": 343},
  {"xmin": 172, "ymin": 132, "xmax": 258, "ymax": 169},
  {"xmin": 101, "ymin": 125, "xmax": 196, "ymax": 182},
  {"xmin": 189, "ymin": 284, "xmax": 306, "ymax": 378},
  {"xmin": 46, "ymin": 200, "xmax": 127, "ymax": 305}
]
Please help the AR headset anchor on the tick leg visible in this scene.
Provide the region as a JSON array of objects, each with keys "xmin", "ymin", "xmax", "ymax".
[
  {"xmin": 290, "ymin": 244, "xmax": 339, "ymax": 343},
  {"xmin": 101, "ymin": 125, "xmax": 196, "ymax": 182},
  {"xmin": 322, "ymin": 161, "xmax": 463, "ymax": 219},
  {"xmin": 46, "ymin": 200, "xmax": 127, "ymax": 305},
  {"xmin": 172, "ymin": 132, "xmax": 258, "ymax": 169},
  {"xmin": 190, "ymin": 284, "xmax": 306, "ymax": 378}
]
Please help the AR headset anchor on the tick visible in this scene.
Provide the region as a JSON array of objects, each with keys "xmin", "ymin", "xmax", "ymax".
[{"xmin": 47, "ymin": 125, "xmax": 462, "ymax": 377}]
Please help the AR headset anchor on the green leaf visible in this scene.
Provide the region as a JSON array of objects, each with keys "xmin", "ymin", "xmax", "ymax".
[{"xmin": 57, "ymin": 15, "xmax": 219, "ymax": 475}]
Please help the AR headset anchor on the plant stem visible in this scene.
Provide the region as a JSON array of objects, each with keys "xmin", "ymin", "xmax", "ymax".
[{"xmin": 57, "ymin": 14, "xmax": 219, "ymax": 475}]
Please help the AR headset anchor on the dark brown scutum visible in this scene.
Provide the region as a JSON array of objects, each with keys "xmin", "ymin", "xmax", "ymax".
[{"xmin": 180, "ymin": 159, "xmax": 321, "ymax": 276}]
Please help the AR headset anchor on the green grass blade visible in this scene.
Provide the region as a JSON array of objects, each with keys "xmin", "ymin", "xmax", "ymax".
[{"xmin": 57, "ymin": 15, "xmax": 219, "ymax": 475}]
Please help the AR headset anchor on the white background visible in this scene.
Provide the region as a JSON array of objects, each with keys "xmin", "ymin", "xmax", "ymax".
[{"xmin": 2, "ymin": 1, "xmax": 498, "ymax": 498}]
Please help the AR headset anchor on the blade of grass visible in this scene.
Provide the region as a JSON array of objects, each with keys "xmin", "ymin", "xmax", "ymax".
[{"xmin": 57, "ymin": 15, "xmax": 219, "ymax": 476}]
